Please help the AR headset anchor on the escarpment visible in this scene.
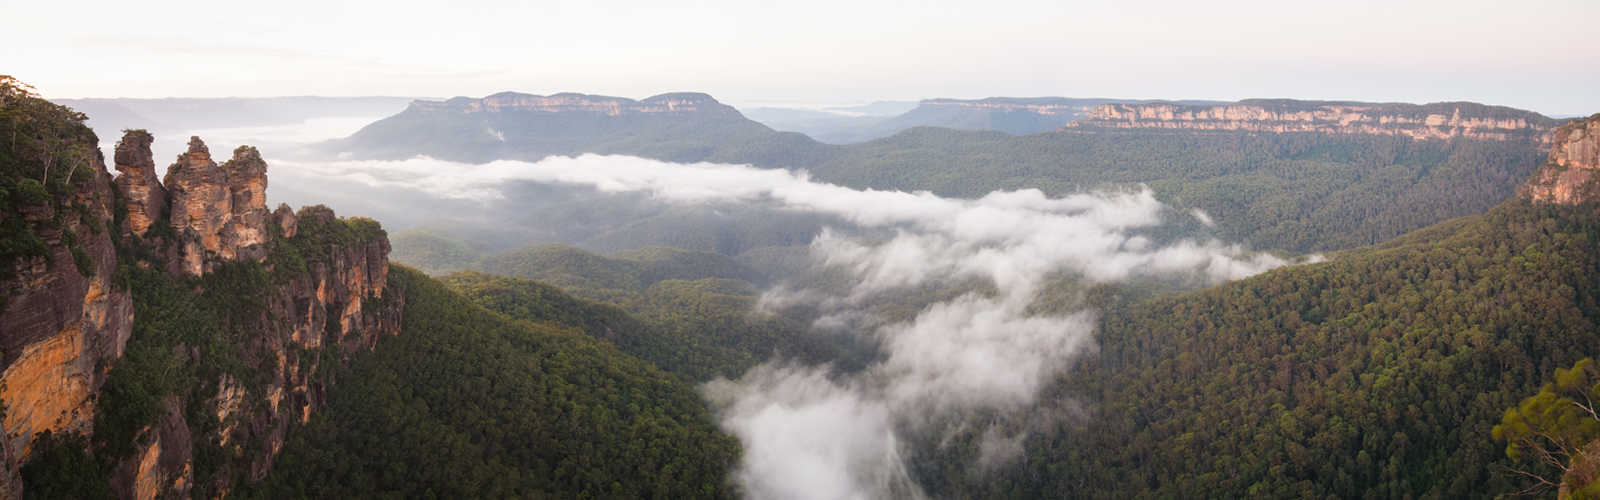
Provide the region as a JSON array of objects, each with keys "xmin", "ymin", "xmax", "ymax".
[
  {"xmin": 2, "ymin": 122, "xmax": 404, "ymax": 499},
  {"xmin": 408, "ymin": 90, "xmax": 744, "ymax": 118},
  {"xmin": 1067, "ymin": 99, "xmax": 1559, "ymax": 141},
  {"xmin": 0, "ymin": 123, "xmax": 132, "ymax": 480},
  {"xmin": 1518, "ymin": 114, "xmax": 1600, "ymax": 204}
]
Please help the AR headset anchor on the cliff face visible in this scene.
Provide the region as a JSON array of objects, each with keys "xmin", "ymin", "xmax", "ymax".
[
  {"xmin": 1518, "ymin": 115, "xmax": 1600, "ymax": 204},
  {"xmin": 1067, "ymin": 100, "xmax": 1559, "ymax": 141},
  {"xmin": 408, "ymin": 91, "xmax": 744, "ymax": 118},
  {"xmin": 0, "ymin": 139, "xmax": 133, "ymax": 463},
  {"xmin": 162, "ymin": 137, "xmax": 271, "ymax": 276},
  {"xmin": 2, "ymin": 126, "xmax": 403, "ymax": 499},
  {"xmin": 114, "ymin": 131, "xmax": 165, "ymax": 236}
]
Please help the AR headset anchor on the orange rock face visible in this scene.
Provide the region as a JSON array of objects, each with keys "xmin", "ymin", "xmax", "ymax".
[
  {"xmin": 0, "ymin": 137, "xmax": 133, "ymax": 461},
  {"xmin": 161, "ymin": 137, "xmax": 271, "ymax": 276},
  {"xmin": 113, "ymin": 131, "xmax": 166, "ymax": 236},
  {"xmin": 1069, "ymin": 101, "xmax": 1558, "ymax": 141},
  {"xmin": 8, "ymin": 124, "xmax": 403, "ymax": 498},
  {"xmin": 1519, "ymin": 115, "xmax": 1600, "ymax": 204}
]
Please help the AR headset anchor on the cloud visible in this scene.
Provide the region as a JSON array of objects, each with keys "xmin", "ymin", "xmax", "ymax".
[{"xmin": 269, "ymin": 153, "xmax": 1308, "ymax": 499}]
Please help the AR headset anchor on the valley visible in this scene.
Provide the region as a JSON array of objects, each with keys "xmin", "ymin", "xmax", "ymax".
[{"xmin": 3, "ymin": 72, "xmax": 1600, "ymax": 499}]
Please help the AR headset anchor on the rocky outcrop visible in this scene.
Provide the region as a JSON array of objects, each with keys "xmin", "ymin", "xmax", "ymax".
[
  {"xmin": 1518, "ymin": 115, "xmax": 1600, "ymax": 204},
  {"xmin": 4, "ymin": 120, "xmax": 403, "ymax": 499},
  {"xmin": 1066, "ymin": 99, "xmax": 1559, "ymax": 141},
  {"xmin": 409, "ymin": 91, "xmax": 744, "ymax": 118},
  {"xmin": 113, "ymin": 130, "xmax": 165, "ymax": 236},
  {"xmin": 162, "ymin": 137, "xmax": 270, "ymax": 276},
  {"xmin": 110, "ymin": 138, "xmax": 401, "ymax": 497},
  {"xmin": 0, "ymin": 140, "xmax": 134, "ymax": 461}
]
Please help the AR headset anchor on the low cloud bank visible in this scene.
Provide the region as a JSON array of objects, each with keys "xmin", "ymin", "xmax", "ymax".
[{"xmin": 272, "ymin": 154, "xmax": 1307, "ymax": 499}]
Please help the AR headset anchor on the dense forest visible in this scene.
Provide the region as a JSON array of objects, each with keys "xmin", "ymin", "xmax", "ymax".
[
  {"xmin": 443, "ymin": 245, "xmax": 858, "ymax": 382},
  {"xmin": 898, "ymin": 198, "xmax": 1600, "ymax": 499},
  {"xmin": 239, "ymin": 266, "xmax": 740, "ymax": 499}
]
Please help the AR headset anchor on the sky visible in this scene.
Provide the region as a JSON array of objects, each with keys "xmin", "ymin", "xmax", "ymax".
[{"xmin": 5, "ymin": 0, "xmax": 1598, "ymax": 115}]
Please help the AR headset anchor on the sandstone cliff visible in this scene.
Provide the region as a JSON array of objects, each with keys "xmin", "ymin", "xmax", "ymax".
[
  {"xmin": 409, "ymin": 91, "xmax": 744, "ymax": 118},
  {"xmin": 114, "ymin": 130, "xmax": 165, "ymax": 237},
  {"xmin": 1518, "ymin": 115, "xmax": 1600, "ymax": 204},
  {"xmin": 1066, "ymin": 99, "xmax": 1559, "ymax": 141},
  {"xmin": 162, "ymin": 137, "xmax": 271, "ymax": 276},
  {"xmin": 1, "ymin": 123, "xmax": 403, "ymax": 499},
  {"xmin": 0, "ymin": 132, "xmax": 133, "ymax": 469}
]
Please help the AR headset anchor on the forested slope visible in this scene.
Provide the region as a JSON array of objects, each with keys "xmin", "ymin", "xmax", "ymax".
[
  {"xmin": 241, "ymin": 266, "xmax": 741, "ymax": 499},
  {"xmin": 813, "ymin": 128, "xmax": 1549, "ymax": 252},
  {"xmin": 911, "ymin": 198, "xmax": 1600, "ymax": 499}
]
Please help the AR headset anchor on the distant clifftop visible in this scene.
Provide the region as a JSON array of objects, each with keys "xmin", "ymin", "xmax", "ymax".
[
  {"xmin": 917, "ymin": 97, "xmax": 1102, "ymax": 117},
  {"xmin": 1066, "ymin": 99, "xmax": 1560, "ymax": 141},
  {"xmin": 408, "ymin": 91, "xmax": 744, "ymax": 118},
  {"xmin": 1518, "ymin": 114, "xmax": 1600, "ymax": 204}
]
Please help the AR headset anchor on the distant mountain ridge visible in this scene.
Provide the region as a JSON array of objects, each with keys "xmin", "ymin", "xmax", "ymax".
[
  {"xmin": 1068, "ymin": 99, "xmax": 1561, "ymax": 141},
  {"xmin": 317, "ymin": 91, "xmax": 822, "ymax": 165},
  {"xmin": 763, "ymin": 96, "xmax": 1230, "ymax": 143},
  {"xmin": 411, "ymin": 91, "xmax": 744, "ymax": 118}
]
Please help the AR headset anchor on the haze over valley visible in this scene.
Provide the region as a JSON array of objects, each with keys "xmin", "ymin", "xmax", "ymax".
[{"xmin": 5, "ymin": 1, "xmax": 1600, "ymax": 499}]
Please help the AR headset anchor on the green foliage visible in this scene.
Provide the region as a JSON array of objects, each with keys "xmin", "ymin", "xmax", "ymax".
[
  {"xmin": 443, "ymin": 268, "xmax": 850, "ymax": 382},
  {"xmin": 479, "ymin": 243, "xmax": 765, "ymax": 304},
  {"xmin": 0, "ymin": 76, "xmax": 100, "ymax": 288},
  {"xmin": 908, "ymin": 199, "xmax": 1600, "ymax": 499},
  {"xmin": 18, "ymin": 432, "xmax": 113, "ymax": 500},
  {"xmin": 1494, "ymin": 358, "xmax": 1600, "ymax": 495},
  {"xmin": 70, "ymin": 247, "xmax": 92, "ymax": 276},
  {"xmin": 244, "ymin": 265, "xmax": 740, "ymax": 499},
  {"xmin": 387, "ymin": 227, "xmax": 504, "ymax": 276}
]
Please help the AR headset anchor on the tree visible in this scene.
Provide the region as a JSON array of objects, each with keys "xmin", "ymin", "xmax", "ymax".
[{"xmin": 1494, "ymin": 358, "xmax": 1600, "ymax": 497}]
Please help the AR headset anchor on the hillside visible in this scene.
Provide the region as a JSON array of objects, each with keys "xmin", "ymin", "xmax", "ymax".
[
  {"xmin": 905, "ymin": 115, "xmax": 1600, "ymax": 499},
  {"xmin": 1, "ymin": 80, "xmax": 740, "ymax": 500},
  {"xmin": 332, "ymin": 92, "xmax": 1557, "ymax": 254},
  {"xmin": 316, "ymin": 91, "xmax": 832, "ymax": 167},
  {"xmin": 236, "ymin": 266, "xmax": 740, "ymax": 499}
]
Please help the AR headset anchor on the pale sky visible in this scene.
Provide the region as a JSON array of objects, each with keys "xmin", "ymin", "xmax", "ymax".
[{"xmin": 5, "ymin": 0, "xmax": 1598, "ymax": 115}]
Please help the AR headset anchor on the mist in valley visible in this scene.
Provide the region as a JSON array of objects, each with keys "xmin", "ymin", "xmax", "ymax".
[{"xmin": 252, "ymin": 150, "xmax": 1314, "ymax": 499}]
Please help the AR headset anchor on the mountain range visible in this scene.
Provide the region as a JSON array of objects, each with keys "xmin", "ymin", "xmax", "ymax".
[{"xmin": 4, "ymin": 72, "xmax": 1600, "ymax": 499}]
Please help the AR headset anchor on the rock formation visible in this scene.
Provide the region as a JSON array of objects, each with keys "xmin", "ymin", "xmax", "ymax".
[
  {"xmin": 409, "ymin": 91, "xmax": 744, "ymax": 118},
  {"xmin": 1518, "ymin": 115, "xmax": 1600, "ymax": 204},
  {"xmin": 1066, "ymin": 99, "xmax": 1559, "ymax": 141},
  {"xmin": 113, "ymin": 130, "xmax": 165, "ymax": 236},
  {"xmin": 162, "ymin": 137, "xmax": 271, "ymax": 276},
  {"xmin": 1, "ymin": 126, "xmax": 403, "ymax": 499}
]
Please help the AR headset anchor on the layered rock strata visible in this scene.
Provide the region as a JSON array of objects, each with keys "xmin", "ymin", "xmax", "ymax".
[
  {"xmin": 1518, "ymin": 115, "xmax": 1600, "ymax": 204},
  {"xmin": 1067, "ymin": 100, "xmax": 1558, "ymax": 141},
  {"xmin": 0, "ymin": 141, "xmax": 134, "ymax": 461},
  {"xmin": 113, "ymin": 130, "xmax": 165, "ymax": 236},
  {"xmin": 1, "ymin": 129, "xmax": 403, "ymax": 500},
  {"xmin": 162, "ymin": 137, "xmax": 271, "ymax": 276}
]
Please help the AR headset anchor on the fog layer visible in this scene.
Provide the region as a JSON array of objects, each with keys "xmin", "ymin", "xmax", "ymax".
[{"xmin": 269, "ymin": 153, "xmax": 1305, "ymax": 499}]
